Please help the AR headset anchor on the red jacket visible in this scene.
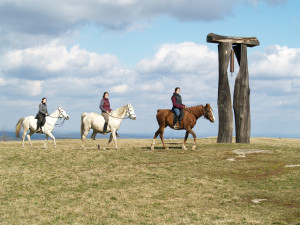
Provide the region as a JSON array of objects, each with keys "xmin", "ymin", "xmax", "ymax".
[{"xmin": 99, "ymin": 98, "xmax": 112, "ymax": 112}]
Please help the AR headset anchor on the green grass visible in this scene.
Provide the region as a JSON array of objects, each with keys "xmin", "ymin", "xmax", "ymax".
[{"xmin": 0, "ymin": 137, "xmax": 299, "ymax": 224}]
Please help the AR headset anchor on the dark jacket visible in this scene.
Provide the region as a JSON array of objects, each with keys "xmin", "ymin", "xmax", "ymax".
[
  {"xmin": 171, "ymin": 93, "xmax": 185, "ymax": 109},
  {"xmin": 39, "ymin": 103, "xmax": 48, "ymax": 115},
  {"xmin": 99, "ymin": 98, "xmax": 112, "ymax": 113}
]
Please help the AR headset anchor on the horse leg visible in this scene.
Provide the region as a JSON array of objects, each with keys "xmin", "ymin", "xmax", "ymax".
[
  {"xmin": 103, "ymin": 133, "xmax": 113, "ymax": 150},
  {"xmin": 81, "ymin": 128, "xmax": 90, "ymax": 150},
  {"xmin": 27, "ymin": 129, "xmax": 35, "ymax": 148},
  {"xmin": 91, "ymin": 130, "xmax": 100, "ymax": 149},
  {"xmin": 44, "ymin": 134, "xmax": 49, "ymax": 149},
  {"xmin": 151, "ymin": 128, "xmax": 161, "ymax": 150},
  {"xmin": 158, "ymin": 127, "xmax": 168, "ymax": 149},
  {"xmin": 186, "ymin": 128, "xmax": 197, "ymax": 150},
  {"xmin": 182, "ymin": 130, "xmax": 189, "ymax": 150},
  {"xmin": 45, "ymin": 131, "xmax": 56, "ymax": 149},
  {"xmin": 111, "ymin": 129, "xmax": 118, "ymax": 150},
  {"xmin": 22, "ymin": 130, "xmax": 27, "ymax": 148}
]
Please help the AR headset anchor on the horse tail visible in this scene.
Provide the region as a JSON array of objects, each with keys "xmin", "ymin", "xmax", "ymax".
[
  {"xmin": 15, "ymin": 117, "xmax": 25, "ymax": 138},
  {"xmin": 80, "ymin": 112, "xmax": 87, "ymax": 137}
]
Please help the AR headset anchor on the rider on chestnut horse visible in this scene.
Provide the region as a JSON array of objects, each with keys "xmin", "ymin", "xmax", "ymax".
[
  {"xmin": 171, "ymin": 87, "xmax": 187, "ymax": 129},
  {"xmin": 151, "ymin": 87, "xmax": 215, "ymax": 150}
]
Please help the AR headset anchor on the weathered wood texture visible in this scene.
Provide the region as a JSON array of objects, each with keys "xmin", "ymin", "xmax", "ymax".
[
  {"xmin": 217, "ymin": 43, "xmax": 233, "ymax": 143},
  {"xmin": 207, "ymin": 33, "xmax": 259, "ymax": 47},
  {"xmin": 233, "ymin": 44, "xmax": 250, "ymax": 143}
]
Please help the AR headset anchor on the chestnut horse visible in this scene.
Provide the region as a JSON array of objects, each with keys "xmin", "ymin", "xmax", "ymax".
[{"xmin": 151, "ymin": 104, "xmax": 215, "ymax": 150}]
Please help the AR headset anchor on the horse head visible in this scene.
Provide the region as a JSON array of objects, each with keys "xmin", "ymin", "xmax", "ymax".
[
  {"xmin": 126, "ymin": 104, "xmax": 137, "ymax": 120},
  {"xmin": 58, "ymin": 107, "xmax": 70, "ymax": 120},
  {"xmin": 203, "ymin": 103, "xmax": 215, "ymax": 123}
]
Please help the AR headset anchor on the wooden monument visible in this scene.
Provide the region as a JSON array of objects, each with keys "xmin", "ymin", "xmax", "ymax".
[{"xmin": 207, "ymin": 33, "xmax": 260, "ymax": 143}]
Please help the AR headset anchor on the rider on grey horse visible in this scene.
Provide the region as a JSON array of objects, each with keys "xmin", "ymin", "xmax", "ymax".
[
  {"xmin": 99, "ymin": 92, "xmax": 120, "ymax": 137},
  {"xmin": 35, "ymin": 97, "xmax": 48, "ymax": 132}
]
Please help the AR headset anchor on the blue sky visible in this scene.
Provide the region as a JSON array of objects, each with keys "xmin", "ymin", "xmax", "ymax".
[{"xmin": 0, "ymin": 0, "xmax": 299, "ymax": 138}]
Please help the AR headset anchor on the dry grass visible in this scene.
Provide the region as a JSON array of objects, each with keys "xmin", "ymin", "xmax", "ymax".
[{"xmin": 0, "ymin": 137, "xmax": 299, "ymax": 224}]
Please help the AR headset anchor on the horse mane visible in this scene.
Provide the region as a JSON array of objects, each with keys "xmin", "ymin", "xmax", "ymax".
[
  {"xmin": 186, "ymin": 105, "xmax": 205, "ymax": 118},
  {"xmin": 112, "ymin": 104, "xmax": 129, "ymax": 117}
]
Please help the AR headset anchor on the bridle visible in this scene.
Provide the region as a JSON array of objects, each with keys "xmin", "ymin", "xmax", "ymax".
[
  {"xmin": 203, "ymin": 107, "xmax": 213, "ymax": 121},
  {"xmin": 47, "ymin": 108, "xmax": 68, "ymax": 127},
  {"xmin": 184, "ymin": 106, "xmax": 212, "ymax": 120},
  {"xmin": 108, "ymin": 107, "xmax": 136, "ymax": 120}
]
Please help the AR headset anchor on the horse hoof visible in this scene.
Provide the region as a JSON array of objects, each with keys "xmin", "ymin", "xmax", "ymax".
[
  {"xmin": 97, "ymin": 144, "xmax": 100, "ymax": 149},
  {"xmin": 103, "ymin": 147, "xmax": 107, "ymax": 150},
  {"xmin": 182, "ymin": 146, "xmax": 187, "ymax": 151},
  {"xmin": 192, "ymin": 145, "xmax": 196, "ymax": 150},
  {"xmin": 151, "ymin": 146, "xmax": 154, "ymax": 150}
]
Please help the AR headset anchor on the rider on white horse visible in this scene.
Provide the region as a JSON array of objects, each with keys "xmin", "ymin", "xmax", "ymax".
[
  {"xmin": 35, "ymin": 97, "xmax": 48, "ymax": 133},
  {"xmin": 99, "ymin": 92, "xmax": 120, "ymax": 137}
]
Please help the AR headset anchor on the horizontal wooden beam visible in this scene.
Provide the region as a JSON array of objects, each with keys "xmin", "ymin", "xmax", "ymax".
[{"xmin": 207, "ymin": 33, "xmax": 259, "ymax": 47}]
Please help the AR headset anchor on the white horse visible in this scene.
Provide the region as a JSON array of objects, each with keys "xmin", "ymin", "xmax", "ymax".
[
  {"xmin": 15, "ymin": 107, "xmax": 69, "ymax": 149},
  {"xmin": 81, "ymin": 103, "xmax": 137, "ymax": 150}
]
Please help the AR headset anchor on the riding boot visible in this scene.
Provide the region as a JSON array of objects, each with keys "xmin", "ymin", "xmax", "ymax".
[
  {"xmin": 103, "ymin": 122, "xmax": 108, "ymax": 134},
  {"xmin": 173, "ymin": 117, "xmax": 178, "ymax": 129},
  {"xmin": 36, "ymin": 122, "xmax": 41, "ymax": 132}
]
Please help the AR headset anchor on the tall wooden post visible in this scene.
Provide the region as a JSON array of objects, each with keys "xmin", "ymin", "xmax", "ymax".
[
  {"xmin": 217, "ymin": 43, "xmax": 233, "ymax": 143},
  {"xmin": 233, "ymin": 44, "xmax": 250, "ymax": 143},
  {"xmin": 207, "ymin": 33, "xmax": 259, "ymax": 143}
]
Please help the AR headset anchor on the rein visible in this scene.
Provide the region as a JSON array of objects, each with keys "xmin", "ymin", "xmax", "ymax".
[
  {"xmin": 108, "ymin": 107, "xmax": 135, "ymax": 120},
  {"xmin": 108, "ymin": 114, "xmax": 130, "ymax": 120},
  {"xmin": 184, "ymin": 106, "xmax": 207, "ymax": 119},
  {"xmin": 184, "ymin": 108, "xmax": 199, "ymax": 118},
  {"xmin": 54, "ymin": 118, "xmax": 66, "ymax": 127},
  {"xmin": 46, "ymin": 108, "xmax": 67, "ymax": 127},
  {"xmin": 46, "ymin": 117, "xmax": 66, "ymax": 127}
]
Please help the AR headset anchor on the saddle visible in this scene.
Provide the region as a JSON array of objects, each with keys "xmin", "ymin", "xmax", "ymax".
[
  {"xmin": 170, "ymin": 109, "xmax": 184, "ymax": 120},
  {"xmin": 170, "ymin": 109, "xmax": 185, "ymax": 129},
  {"xmin": 36, "ymin": 126, "xmax": 45, "ymax": 134}
]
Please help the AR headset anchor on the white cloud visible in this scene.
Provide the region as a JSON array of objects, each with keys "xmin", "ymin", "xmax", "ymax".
[
  {"xmin": 0, "ymin": 41, "xmax": 120, "ymax": 79},
  {"xmin": 250, "ymin": 45, "xmax": 300, "ymax": 78},
  {"xmin": 1, "ymin": 41, "xmax": 299, "ymax": 138},
  {"xmin": 0, "ymin": 0, "xmax": 286, "ymax": 36},
  {"xmin": 23, "ymin": 80, "xmax": 43, "ymax": 96},
  {"xmin": 245, "ymin": 0, "xmax": 287, "ymax": 6},
  {"xmin": 111, "ymin": 84, "xmax": 128, "ymax": 93},
  {"xmin": 0, "ymin": 78, "xmax": 43, "ymax": 97},
  {"xmin": 137, "ymin": 42, "xmax": 218, "ymax": 75},
  {"xmin": 0, "ymin": 77, "xmax": 5, "ymax": 86},
  {"xmin": 251, "ymin": 78, "xmax": 300, "ymax": 95}
]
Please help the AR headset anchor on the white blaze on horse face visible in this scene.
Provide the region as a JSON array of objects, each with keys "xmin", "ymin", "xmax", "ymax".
[
  {"xmin": 58, "ymin": 107, "xmax": 69, "ymax": 120},
  {"xmin": 211, "ymin": 108, "xmax": 215, "ymax": 122},
  {"xmin": 128, "ymin": 105, "xmax": 137, "ymax": 120}
]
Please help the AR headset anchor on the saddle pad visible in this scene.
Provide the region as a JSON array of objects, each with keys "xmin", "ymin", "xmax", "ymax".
[{"xmin": 170, "ymin": 109, "xmax": 185, "ymax": 121}]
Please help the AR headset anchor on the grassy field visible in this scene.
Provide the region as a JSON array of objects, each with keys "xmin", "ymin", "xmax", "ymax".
[{"xmin": 0, "ymin": 137, "xmax": 299, "ymax": 224}]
